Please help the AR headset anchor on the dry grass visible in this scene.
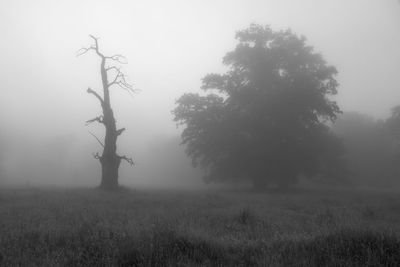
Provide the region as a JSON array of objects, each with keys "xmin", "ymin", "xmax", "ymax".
[{"xmin": 0, "ymin": 187, "xmax": 400, "ymax": 266}]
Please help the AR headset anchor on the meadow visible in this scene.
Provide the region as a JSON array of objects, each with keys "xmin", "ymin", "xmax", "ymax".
[{"xmin": 1, "ymin": 187, "xmax": 400, "ymax": 266}]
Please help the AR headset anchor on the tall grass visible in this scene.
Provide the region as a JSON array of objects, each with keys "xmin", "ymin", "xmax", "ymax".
[{"xmin": 0, "ymin": 188, "xmax": 400, "ymax": 266}]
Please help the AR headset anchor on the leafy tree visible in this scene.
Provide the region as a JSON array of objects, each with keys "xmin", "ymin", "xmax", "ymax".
[
  {"xmin": 174, "ymin": 24, "xmax": 344, "ymax": 189},
  {"xmin": 78, "ymin": 36, "xmax": 136, "ymax": 190}
]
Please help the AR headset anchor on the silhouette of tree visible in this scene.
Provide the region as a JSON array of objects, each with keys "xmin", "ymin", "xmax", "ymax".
[
  {"xmin": 174, "ymin": 24, "xmax": 344, "ymax": 189},
  {"xmin": 78, "ymin": 35, "xmax": 136, "ymax": 190}
]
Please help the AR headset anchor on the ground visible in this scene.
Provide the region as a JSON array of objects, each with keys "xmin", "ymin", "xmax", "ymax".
[{"xmin": 0, "ymin": 187, "xmax": 400, "ymax": 266}]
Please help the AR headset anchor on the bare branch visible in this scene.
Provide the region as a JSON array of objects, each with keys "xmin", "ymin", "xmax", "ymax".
[
  {"xmin": 88, "ymin": 131, "xmax": 104, "ymax": 148},
  {"xmin": 119, "ymin": 155, "xmax": 134, "ymax": 166},
  {"xmin": 85, "ymin": 116, "xmax": 104, "ymax": 126},
  {"xmin": 118, "ymin": 73, "xmax": 132, "ymax": 89},
  {"xmin": 115, "ymin": 73, "xmax": 136, "ymax": 91},
  {"xmin": 118, "ymin": 80, "xmax": 138, "ymax": 97},
  {"xmin": 87, "ymin": 87, "xmax": 104, "ymax": 105},
  {"xmin": 107, "ymin": 69, "xmax": 139, "ymax": 97},
  {"xmin": 76, "ymin": 46, "xmax": 96, "ymax": 57},
  {"xmin": 105, "ymin": 54, "xmax": 128, "ymax": 64},
  {"xmin": 79, "ymin": 35, "xmax": 135, "ymax": 94},
  {"xmin": 89, "ymin": 35, "xmax": 99, "ymax": 47},
  {"xmin": 106, "ymin": 66, "xmax": 120, "ymax": 72},
  {"xmin": 89, "ymin": 35, "xmax": 106, "ymax": 58},
  {"xmin": 116, "ymin": 128, "xmax": 126, "ymax": 136},
  {"xmin": 77, "ymin": 35, "xmax": 105, "ymax": 58},
  {"xmin": 108, "ymin": 67, "xmax": 123, "ymax": 87},
  {"xmin": 93, "ymin": 152, "xmax": 101, "ymax": 160}
]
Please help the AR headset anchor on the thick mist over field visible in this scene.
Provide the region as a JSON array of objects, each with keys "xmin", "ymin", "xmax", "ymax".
[
  {"xmin": 0, "ymin": 0, "xmax": 399, "ymax": 188},
  {"xmin": 3, "ymin": 2, "xmax": 400, "ymax": 266}
]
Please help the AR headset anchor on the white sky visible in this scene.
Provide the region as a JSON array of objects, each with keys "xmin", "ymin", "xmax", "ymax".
[{"xmin": 0, "ymin": 0, "xmax": 399, "ymax": 146}]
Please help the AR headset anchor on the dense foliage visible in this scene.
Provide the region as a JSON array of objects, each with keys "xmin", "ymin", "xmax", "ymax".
[{"xmin": 174, "ymin": 24, "xmax": 345, "ymax": 188}]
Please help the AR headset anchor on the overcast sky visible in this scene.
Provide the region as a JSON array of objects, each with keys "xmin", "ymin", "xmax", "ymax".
[
  {"xmin": 0, "ymin": 0, "xmax": 400, "ymax": 138},
  {"xmin": 0, "ymin": 0, "xmax": 399, "ymax": 150}
]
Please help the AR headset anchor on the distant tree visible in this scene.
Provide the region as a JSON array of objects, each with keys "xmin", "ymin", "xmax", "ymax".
[
  {"xmin": 0, "ymin": 134, "xmax": 3, "ymax": 184},
  {"xmin": 386, "ymin": 105, "xmax": 400, "ymax": 173},
  {"xmin": 387, "ymin": 105, "xmax": 400, "ymax": 141},
  {"xmin": 173, "ymin": 24, "xmax": 344, "ymax": 189},
  {"xmin": 78, "ymin": 36, "xmax": 136, "ymax": 190},
  {"xmin": 333, "ymin": 111, "xmax": 398, "ymax": 187}
]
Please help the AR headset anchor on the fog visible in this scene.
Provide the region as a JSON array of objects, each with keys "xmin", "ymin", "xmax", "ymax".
[{"xmin": 0, "ymin": 0, "xmax": 399, "ymax": 188}]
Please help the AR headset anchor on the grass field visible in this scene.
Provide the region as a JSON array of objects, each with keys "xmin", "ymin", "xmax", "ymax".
[{"xmin": 1, "ymin": 187, "xmax": 400, "ymax": 266}]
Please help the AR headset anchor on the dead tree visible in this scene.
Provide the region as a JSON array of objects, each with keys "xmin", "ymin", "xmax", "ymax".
[{"xmin": 77, "ymin": 35, "xmax": 135, "ymax": 190}]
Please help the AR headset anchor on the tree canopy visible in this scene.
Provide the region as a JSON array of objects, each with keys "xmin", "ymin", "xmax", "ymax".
[{"xmin": 173, "ymin": 24, "xmax": 345, "ymax": 188}]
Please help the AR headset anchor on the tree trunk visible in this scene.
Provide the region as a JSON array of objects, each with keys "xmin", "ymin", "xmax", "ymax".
[
  {"xmin": 100, "ymin": 106, "xmax": 120, "ymax": 190},
  {"xmin": 100, "ymin": 154, "xmax": 121, "ymax": 189}
]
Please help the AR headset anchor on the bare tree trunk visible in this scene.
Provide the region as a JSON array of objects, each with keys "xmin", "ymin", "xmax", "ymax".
[
  {"xmin": 100, "ymin": 107, "xmax": 121, "ymax": 189},
  {"xmin": 78, "ymin": 35, "xmax": 135, "ymax": 190},
  {"xmin": 100, "ymin": 155, "xmax": 120, "ymax": 189},
  {"xmin": 99, "ymin": 57, "xmax": 119, "ymax": 189}
]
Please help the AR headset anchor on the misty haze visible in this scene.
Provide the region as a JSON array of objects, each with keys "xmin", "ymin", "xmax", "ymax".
[{"xmin": 1, "ymin": 0, "xmax": 400, "ymax": 266}]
